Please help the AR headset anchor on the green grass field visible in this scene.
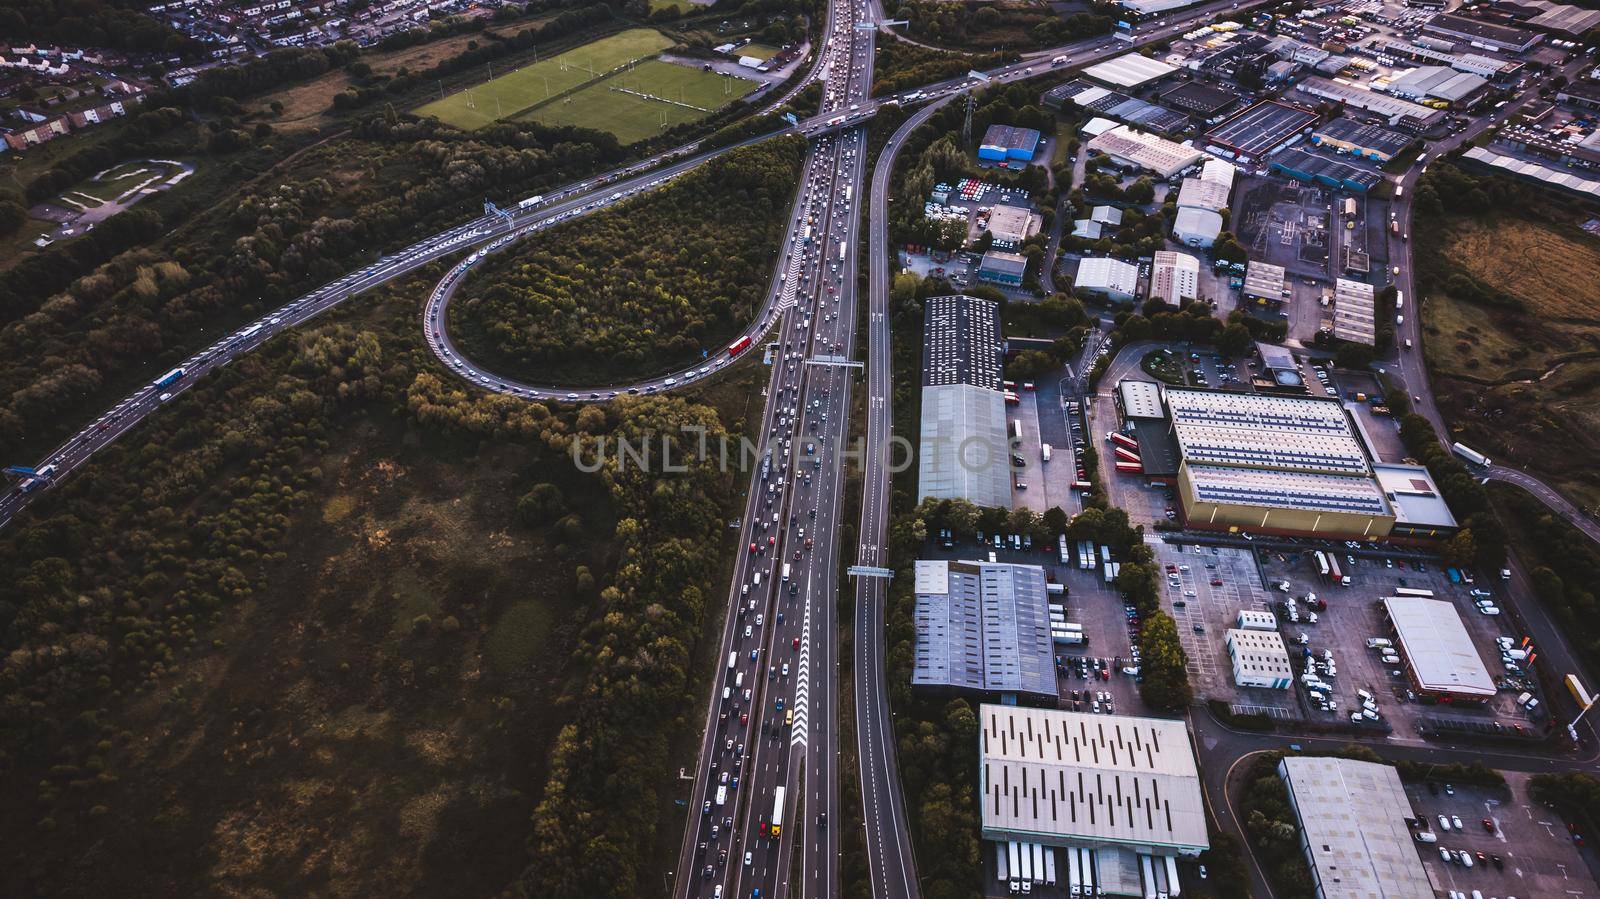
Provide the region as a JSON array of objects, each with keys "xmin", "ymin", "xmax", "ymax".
[
  {"xmin": 737, "ymin": 42, "xmax": 781, "ymax": 61},
  {"xmin": 413, "ymin": 28, "xmax": 676, "ymax": 130},
  {"xmin": 520, "ymin": 58, "xmax": 758, "ymax": 144}
]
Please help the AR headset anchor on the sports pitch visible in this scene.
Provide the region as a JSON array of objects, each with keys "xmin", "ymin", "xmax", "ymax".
[
  {"xmin": 414, "ymin": 28, "xmax": 677, "ymax": 130},
  {"xmin": 517, "ymin": 58, "xmax": 759, "ymax": 145}
]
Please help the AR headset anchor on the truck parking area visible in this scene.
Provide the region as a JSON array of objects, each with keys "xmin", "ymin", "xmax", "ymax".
[
  {"xmin": 1154, "ymin": 542, "xmax": 1283, "ymax": 709},
  {"xmin": 1258, "ymin": 549, "xmax": 1544, "ymax": 740}
]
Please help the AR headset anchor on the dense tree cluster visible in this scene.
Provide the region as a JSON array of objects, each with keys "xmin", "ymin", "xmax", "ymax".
[
  {"xmin": 871, "ymin": 41, "xmax": 1008, "ymax": 95},
  {"xmin": 448, "ymin": 136, "xmax": 806, "ymax": 384},
  {"xmin": 1530, "ymin": 771, "xmax": 1600, "ymax": 822},
  {"xmin": 0, "ymin": 274, "xmax": 750, "ymax": 892},
  {"xmin": 893, "ymin": 0, "xmax": 1111, "ymax": 51},
  {"xmin": 0, "ymin": 113, "xmax": 635, "ymax": 460},
  {"xmin": 1238, "ymin": 753, "xmax": 1317, "ymax": 897},
  {"xmin": 1392, "ymin": 412, "xmax": 1507, "ymax": 573},
  {"xmin": 524, "ymin": 396, "xmax": 741, "ymax": 898},
  {"xmin": 0, "ymin": 0, "xmax": 199, "ymax": 56}
]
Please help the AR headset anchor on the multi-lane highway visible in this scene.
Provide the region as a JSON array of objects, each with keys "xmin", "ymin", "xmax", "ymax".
[{"xmin": 669, "ymin": 4, "xmax": 875, "ymax": 898}]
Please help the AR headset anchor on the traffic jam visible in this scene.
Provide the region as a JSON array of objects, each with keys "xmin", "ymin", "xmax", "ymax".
[{"xmin": 687, "ymin": 14, "xmax": 869, "ymax": 898}]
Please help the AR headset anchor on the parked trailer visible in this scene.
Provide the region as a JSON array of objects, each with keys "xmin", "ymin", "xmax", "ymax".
[
  {"xmin": 1009, "ymin": 843, "xmax": 1021, "ymax": 891},
  {"xmin": 1033, "ymin": 843, "xmax": 1045, "ymax": 884},
  {"xmin": 1059, "ymin": 534, "xmax": 1071, "ymax": 565},
  {"xmin": 997, "ymin": 843, "xmax": 1008, "ymax": 883},
  {"xmin": 1080, "ymin": 848, "xmax": 1095, "ymax": 894},
  {"xmin": 1114, "ymin": 462, "xmax": 1144, "ymax": 473},
  {"xmin": 1164, "ymin": 855, "xmax": 1181, "ymax": 897},
  {"xmin": 1110, "ymin": 432, "xmax": 1139, "ymax": 450},
  {"xmin": 1393, "ymin": 586, "xmax": 1436, "ymax": 597},
  {"xmin": 1012, "ymin": 419, "xmax": 1024, "ymax": 441},
  {"xmin": 1452, "ymin": 442, "xmax": 1492, "ymax": 467},
  {"xmin": 1019, "ymin": 841, "xmax": 1031, "ymax": 884},
  {"xmin": 1141, "ymin": 855, "xmax": 1157, "ymax": 899},
  {"xmin": 1327, "ymin": 555, "xmax": 1342, "ymax": 584},
  {"xmin": 1314, "ymin": 551, "xmax": 1330, "ymax": 578}
]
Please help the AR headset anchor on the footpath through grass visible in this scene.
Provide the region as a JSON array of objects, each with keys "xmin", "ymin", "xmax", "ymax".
[{"xmin": 413, "ymin": 27, "xmax": 675, "ymax": 130}]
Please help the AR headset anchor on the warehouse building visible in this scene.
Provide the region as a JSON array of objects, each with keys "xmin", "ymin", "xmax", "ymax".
[
  {"xmin": 913, "ymin": 561, "xmax": 1057, "ymax": 702},
  {"xmin": 1294, "ymin": 76, "xmax": 1445, "ymax": 130},
  {"xmin": 1242, "ymin": 260, "xmax": 1288, "ymax": 304},
  {"xmin": 1160, "ymin": 80, "xmax": 1242, "ymax": 121},
  {"xmin": 1226, "ymin": 628, "xmax": 1292, "ymax": 689},
  {"xmin": 1501, "ymin": 0, "xmax": 1600, "ymax": 37},
  {"xmin": 986, "ymin": 204, "xmax": 1039, "ymax": 244},
  {"xmin": 1459, "ymin": 145, "xmax": 1600, "ymax": 202},
  {"xmin": 1381, "ymin": 596, "xmax": 1497, "ymax": 701},
  {"xmin": 1172, "ymin": 157, "xmax": 1235, "ymax": 247},
  {"xmin": 1082, "ymin": 53, "xmax": 1179, "ymax": 89},
  {"xmin": 978, "ymin": 704, "xmax": 1210, "ymax": 857},
  {"xmin": 980, "ymin": 124, "xmax": 1042, "ymax": 163},
  {"xmin": 1149, "ymin": 250, "xmax": 1201, "ymax": 306},
  {"xmin": 979, "ymin": 250, "xmax": 1029, "ymax": 287},
  {"xmin": 1085, "ymin": 125, "xmax": 1206, "ymax": 178},
  {"xmin": 919, "ymin": 295, "xmax": 1012, "ymax": 509},
  {"xmin": 1424, "ymin": 13, "xmax": 1544, "ymax": 53},
  {"xmin": 1278, "ymin": 756, "xmax": 1433, "ymax": 899},
  {"xmin": 1332, "ymin": 278, "xmax": 1377, "ymax": 346},
  {"xmin": 1310, "ymin": 118, "xmax": 1414, "ymax": 162},
  {"xmin": 1271, "ymin": 148, "xmax": 1385, "ymax": 193},
  {"xmin": 1116, "ymin": 379, "xmax": 1182, "ymax": 478},
  {"xmin": 1384, "ymin": 65, "xmax": 1489, "ymax": 106},
  {"xmin": 1074, "ymin": 257, "xmax": 1140, "ymax": 302},
  {"xmin": 1203, "ymin": 100, "xmax": 1319, "ymax": 162},
  {"xmin": 1152, "ymin": 388, "xmax": 1454, "ymax": 539}
]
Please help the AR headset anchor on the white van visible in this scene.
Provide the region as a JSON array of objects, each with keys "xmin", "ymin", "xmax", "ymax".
[
  {"xmin": 735, "ymin": 672, "xmax": 744, "ymax": 688},
  {"xmin": 1415, "ymin": 831, "xmax": 1438, "ymax": 843},
  {"xmin": 728, "ymin": 651, "xmax": 737, "ymax": 670},
  {"xmin": 1366, "ymin": 638, "xmax": 1393, "ymax": 649},
  {"xmin": 753, "ymin": 572, "xmax": 762, "ymax": 586}
]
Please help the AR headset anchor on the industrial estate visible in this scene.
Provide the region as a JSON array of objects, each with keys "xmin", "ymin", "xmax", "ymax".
[{"xmin": 2, "ymin": 0, "xmax": 1600, "ymax": 897}]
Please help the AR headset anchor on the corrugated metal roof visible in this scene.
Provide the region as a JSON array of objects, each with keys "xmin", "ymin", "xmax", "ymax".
[
  {"xmin": 978, "ymin": 705, "xmax": 1209, "ymax": 852},
  {"xmin": 913, "ymin": 562, "xmax": 1056, "ymax": 699},
  {"xmin": 1279, "ymin": 757, "xmax": 1435, "ymax": 899}
]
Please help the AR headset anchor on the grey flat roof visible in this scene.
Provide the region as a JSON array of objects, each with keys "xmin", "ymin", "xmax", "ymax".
[
  {"xmin": 918, "ymin": 384, "xmax": 1013, "ymax": 508},
  {"xmin": 1383, "ymin": 596, "xmax": 1496, "ymax": 698},
  {"xmin": 923, "ymin": 294, "xmax": 1003, "ymax": 389},
  {"xmin": 1082, "ymin": 53, "xmax": 1178, "ymax": 88},
  {"xmin": 1120, "ymin": 379, "xmax": 1165, "ymax": 420},
  {"xmin": 978, "ymin": 704, "xmax": 1209, "ymax": 854},
  {"xmin": 1374, "ymin": 464, "xmax": 1458, "ymax": 529},
  {"xmin": 1279, "ymin": 757, "xmax": 1434, "ymax": 899},
  {"xmin": 1204, "ymin": 100, "xmax": 1318, "ymax": 157},
  {"xmin": 913, "ymin": 561, "xmax": 1057, "ymax": 699},
  {"xmin": 1160, "ymin": 80, "xmax": 1240, "ymax": 116},
  {"xmin": 1314, "ymin": 118, "xmax": 1413, "ymax": 157}
]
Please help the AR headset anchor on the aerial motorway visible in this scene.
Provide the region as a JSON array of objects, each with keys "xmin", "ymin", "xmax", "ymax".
[{"xmin": 0, "ymin": 0, "xmax": 1265, "ymax": 535}]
